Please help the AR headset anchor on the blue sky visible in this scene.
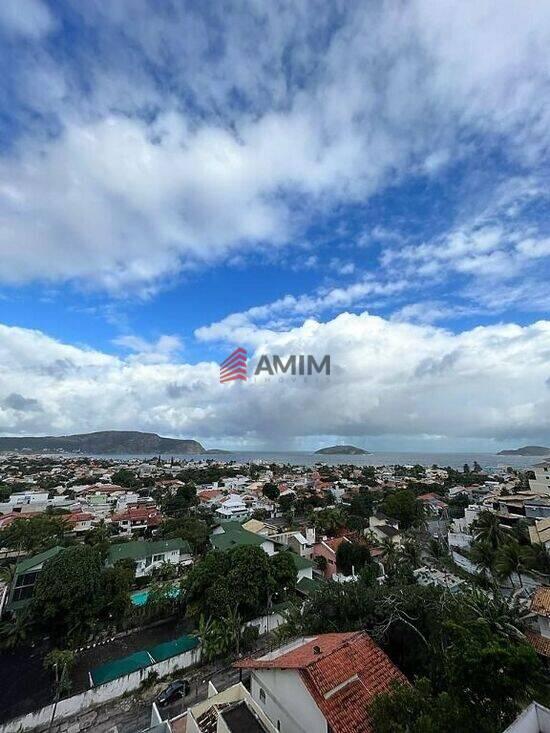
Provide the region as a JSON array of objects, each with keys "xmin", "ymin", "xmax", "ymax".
[{"xmin": 0, "ymin": 0, "xmax": 549, "ymax": 450}]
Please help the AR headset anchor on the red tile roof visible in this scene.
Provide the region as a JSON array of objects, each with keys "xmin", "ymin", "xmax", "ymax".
[
  {"xmin": 526, "ymin": 630, "xmax": 550, "ymax": 657},
  {"xmin": 235, "ymin": 632, "xmax": 408, "ymax": 733},
  {"xmin": 66, "ymin": 512, "xmax": 94, "ymax": 523},
  {"xmin": 531, "ymin": 587, "xmax": 550, "ymax": 617},
  {"xmin": 111, "ymin": 507, "xmax": 162, "ymax": 524}
]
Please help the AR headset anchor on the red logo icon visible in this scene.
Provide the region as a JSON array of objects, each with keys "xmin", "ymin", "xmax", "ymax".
[{"xmin": 220, "ymin": 347, "xmax": 248, "ymax": 383}]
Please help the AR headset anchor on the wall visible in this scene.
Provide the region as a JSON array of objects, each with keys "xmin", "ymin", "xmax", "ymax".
[
  {"xmin": 251, "ymin": 668, "xmax": 326, "ymax": 733},
  {"xmin": 244, "ymin": 611, "xmax": 285, "ymax": 636},
  {"xmin": 0, "ymin": 646, "xmax": 201, "ymax": 733}
]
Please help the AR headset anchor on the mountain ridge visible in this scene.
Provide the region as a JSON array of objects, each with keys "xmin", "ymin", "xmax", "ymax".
[{"xmin": 0, "ymin": 430, "xmax": 205, "ymax": 454}]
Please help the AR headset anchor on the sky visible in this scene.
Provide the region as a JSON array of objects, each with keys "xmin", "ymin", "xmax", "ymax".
[{"xmin": 0, "ymin": 0, "xmax": 549, "ymax": 452}]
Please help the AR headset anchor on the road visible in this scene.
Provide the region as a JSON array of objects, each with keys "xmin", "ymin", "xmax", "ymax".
[{"xmin": 42, "ymin": 657, "xmax": 252, "ymax": 733}]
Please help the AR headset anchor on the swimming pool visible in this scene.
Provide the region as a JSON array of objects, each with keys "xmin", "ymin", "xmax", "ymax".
[{"xmin": 130, "ymin": 586, "xmax": 181, "ymax": 606}]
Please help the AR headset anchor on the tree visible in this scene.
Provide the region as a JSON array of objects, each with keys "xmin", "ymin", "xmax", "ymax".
[
  {"xmin": 0, "ymin": 514, "xmax": 68, "ymax": 554},
  {"xmin": 269, "ymin": 552, "xmax": 297, "ymax": 600},
  {"xmin": 44, "ymin": 649, "xmax": 75, "ymax": 697},
  {"xmin": 336, "ymin": 541, "xmax": 372, "ymax": 576},
  {"xmin": 495, "ymin": 541, "xmax": 534, "ymax": 589},
  {"xmin": 162, "ymin": 485, "xmax": 197, "ymax": 517},
  {"xmin": 185, "ymin": 550, "xmax": 231, "ymax": 617},
  {"xmin": 469, "ymin": 539, "xmax": 496, "ymax": 578},
  {"xmin": 99, "ymin": 562, "xmax": 133, "ymax": 626},
  {"xmin": 157, "ymin": 517, "xmax": 210, "ymax": 553},
  {"xmin": 312, "ymin": 507, "xmax": 346, "ymax": 535},
  {"xmin": 111, "ymin": 468, "xmax": 140, "ymax": 489},
  {"xmin": 473, "ymin": 511, "xmax": 506, "ymax": 549},
  {"xmin": 32, "ymin": 545, "xmax": 104, "ymax": 644},
  {"xmin": 0, "ymin": 609, "xmax": 33, "ymax": 649},
  {"xmin": 263, "ymin": 483, "xmax": 280, "ymax": 501},
  {"xmin": 381, "ymin": 490, "xmax": 422, "ymax": 530}
]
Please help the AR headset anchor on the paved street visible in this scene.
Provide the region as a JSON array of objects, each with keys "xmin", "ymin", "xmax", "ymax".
[{"xmin": 39, "ymin": 654, "xmax": 254, "ymax": 733}]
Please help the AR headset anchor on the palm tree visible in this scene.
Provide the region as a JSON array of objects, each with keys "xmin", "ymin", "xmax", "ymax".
[
  {"xmin": 470, "ymin": 539, "xmax": 496, "ymax": 578},
  {"xmin": 0, "ymin": 563, "xmax": 16, "ymax": 585},
  {"xmin": 0, "ymin": 610, "xmax": 32, "ymax": 649},
  {"xmin": 224, "ymin": 606, "xmax": 243, "ymax": 656},
  {"xmin": 474, "ymin": 511, "xmax": 506, "ymax": 549},
  {"xmin": 495, "ymin": 541, "xmax": 534, "ymax": 589}
]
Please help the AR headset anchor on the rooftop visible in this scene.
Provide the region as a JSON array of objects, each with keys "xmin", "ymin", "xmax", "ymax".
[
  {"xmin": 107, "ymin": 538, "xmax": 190, "ymax": 563},
  {"xmin": 532, "ymin": 587, "xmax": 550, "ymax": 618},
  {"xmin": 235, "ymin": 632, "xmax": 407, "ymax": 733}
]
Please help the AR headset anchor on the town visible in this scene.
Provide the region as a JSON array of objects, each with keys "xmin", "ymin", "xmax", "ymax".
[{"xmin": 1, "ymin": 453, "xmax": 550, "ymax": 732}]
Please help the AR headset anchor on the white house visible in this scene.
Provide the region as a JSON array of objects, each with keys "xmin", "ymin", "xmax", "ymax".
[
  {"xmin": 215, "ymin": 494, "xmax": 249, "ymax": 521},
  {"xmin": 235, "ymin": 632, "xmax": 407, "ymax": 733},
  {"xmin": 530, "ymin": 462, "xmax": 550, "ymax": 496},
  {"xmin": 503, "ymin": 702, "xmax": 550, "ymax": 733},
  {"xmin": 106, "ymin": 538, "xmax": 192, "ymax": 578}
]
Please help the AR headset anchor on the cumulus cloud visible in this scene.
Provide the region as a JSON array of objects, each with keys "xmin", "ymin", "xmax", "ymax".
[
  {"xmin": 0, "ymin": 0, "xmax": 55, "ymax": 39},
  {"xmin": 0, "ymin": 317, "xmax": 549, "ymax": 446},
  {"xmin": 1, "ymin": 1, "xmax": 550, "ymax": 293}
]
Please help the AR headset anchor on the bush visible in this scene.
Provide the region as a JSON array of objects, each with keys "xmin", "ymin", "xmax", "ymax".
[{"xmin": 241, "ymin": 625, "xmax": 259, "ymax": 652}]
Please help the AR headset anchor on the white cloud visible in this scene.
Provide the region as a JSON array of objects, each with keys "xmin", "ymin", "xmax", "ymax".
[
  {"xmin": 1, "ymin": 2, "xmax": 550, "ymax": 292},
  {"xmin": 113, "ymin": 334, "xmax": 183, "ymax": 364},
  {"xmin": 1, "ymin": 316, "xmax": 548, "ymax": 445},
  {"xmin": 0, "ymin": 0, "xmax": 55, "ymax": 39}
]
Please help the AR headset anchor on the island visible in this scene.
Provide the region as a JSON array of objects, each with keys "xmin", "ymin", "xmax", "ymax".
[
  {"xmin": 498, "ymin": 445, "xmax": 550, "ymax": 456},
  {"xmin": 315, "ymin": 444, "xmax": 370, "ymax": 455},
  {"xmin": 0, "ymin": 430, "xmax": 205, "ymax": 455}
]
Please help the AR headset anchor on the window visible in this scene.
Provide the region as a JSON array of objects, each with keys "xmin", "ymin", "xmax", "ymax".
[
  {"xmin": 153, "ymin": 554, "xmax": 164, "ymax": 562},
  {"xmin": 12, "ymin": 570, "xmax": 39, "ymax": 602},
  {"xmin": 259, "ymin": 688, "xmax": 266, "ymax": 703}
]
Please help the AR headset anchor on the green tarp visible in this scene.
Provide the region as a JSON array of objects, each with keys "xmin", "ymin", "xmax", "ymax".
[
  {"xmin": 90, "ymin": 651, "xmax": 153, "ymax": 685},
  {"xmin": 148, "ymin": 634, "xmax": 199, "ymax": 662}
]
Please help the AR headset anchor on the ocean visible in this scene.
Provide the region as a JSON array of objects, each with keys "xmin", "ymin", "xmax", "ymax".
[{"xmin": 83, "ymin": 451, "xmax": 546, "ymax": 472}]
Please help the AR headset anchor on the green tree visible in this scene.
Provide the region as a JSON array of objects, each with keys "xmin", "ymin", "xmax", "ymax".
[
  {"xmin": 381, "ymin": 490, "xmax": 423, "ymax": 530},
  {"xmin": 162, "ymin": 485, "xmax": 197, "ymax": 517},
  {"xmin": 336, "ymin": 541, "xmax": 372, "ymax": 576},
  {"xmin": 0, "ymin": 514, "xmax": 68, "ymax": 553},
  {"xmin": 269, "ymin": 551, "xmax": 297, "ymax": 599},
  {"xmin": 473, "ymin": 511, "xmax": 506, "ymax": 549},
  {"xmin": 469, "ymin": 539, "xmax": 496, "ymax": 578},
  {"xmin": 111, "ymin": 468, "xmax": 140, "ymax": 488},
  {"xmin": 44, "ymin": 649, "xmax": 75, "ymax": 697},
  {"xmin": 157, "ymin": 517, "xmax": 210, "ymax": 553},
  {"xmin": 32, "ymin": 545, "xmax": 104, "ymax": 644},
  {"xmin": 495, "ymin": 541, "xmax": 534, "ymax": 588},
  {"xmin": 262, "ymin": 483, "xmax": 280, "ymax": 501},
  {"xmin": 0, "ymin": 609, "xmax": 33, "ymax": 649}
]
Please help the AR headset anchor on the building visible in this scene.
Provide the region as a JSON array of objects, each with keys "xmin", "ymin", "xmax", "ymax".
[
  {"xmin": 211, "ymin": 521, "xmax": 277, "ymax": 556},
  {"xmin": 530, "ymin": 462, "xmax": 550, "ymax": 496},
  {"xmin": 234, "ymin": 631, "xmax": 408, "ymax": 733},
  {"xmin": 312, "ymin": 536, "xmax": 350, "ymax": 579},
  {"xmin": 525, "ymin": 586, "xmax": 550, "ymax": 659},
  {"xmin": 368, "ymin": 513, "xmax": 401, "ymax": 546},
  {"xmin": 110, "ymin": 506, "xmax": 163, "ymax": 535},
  {"xmin": 503, "ymin": 701, "xmax": 550, "ymax": 732},
  {"xmin": 5, "ymin": 546, "xmax": 63, "ymax": 613},
  {"xmin": 215, "ymin": 494, "xmax": 250, "ymax": 521},
  {"xmin": 106, "ymin": 538, "xmax": 192, "ymax": 578},
  {"xmin": 413, "ymin": 566, "xmax": 465, "ymax": 594}
]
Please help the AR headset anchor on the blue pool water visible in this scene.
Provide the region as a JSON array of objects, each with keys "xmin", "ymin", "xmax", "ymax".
[{"xmin": 130, "ymin": 586, "xmax": 181, "ymax": 606}]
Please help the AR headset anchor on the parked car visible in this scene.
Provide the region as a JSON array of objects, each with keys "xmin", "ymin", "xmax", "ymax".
[{"xmin": 156, "ymin": 679, "xmax": 190, "ymax": 706}]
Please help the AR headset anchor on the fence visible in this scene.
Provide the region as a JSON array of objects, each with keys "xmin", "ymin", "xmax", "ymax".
[{"xmin": 0, "ymin": 609, "xmax": 287, "ymax": 732}]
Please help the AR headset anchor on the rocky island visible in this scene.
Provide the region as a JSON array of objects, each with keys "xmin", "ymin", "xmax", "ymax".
[
  {"xmin": 315, "ymin": 444, "xmax": 370, "ymax": 455},
  {"xmin": 498, "ymin": 445, "xmax": 550, "ymax": 456}
]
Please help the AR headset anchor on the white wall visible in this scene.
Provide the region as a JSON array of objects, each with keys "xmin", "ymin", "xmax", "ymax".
[
  {"xmin": 250, "ymin": 669, "xmax": 326, "ymax": 733},
  {"xmin": 0, "ymin": 646, "xmax": 201, "ymax": 733}
]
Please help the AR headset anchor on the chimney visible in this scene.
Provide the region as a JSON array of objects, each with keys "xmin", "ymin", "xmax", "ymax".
[{"xmin": 313, "ymin": 645, "xmax": 321, "ymax": 655}]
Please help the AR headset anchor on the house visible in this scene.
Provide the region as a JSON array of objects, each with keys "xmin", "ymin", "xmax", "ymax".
[
  {"xmin": 234, "ymin": 631, "xmax": 408, "ymax": 733},
  {"xmin": 368, "ymin": 513, "xmax": 401, "ymax": 546},
  {"xmin": 5, "ymin": 546, "xmax": 63, "ymax": 613},
  {"xmin": 288, "ymin": 551, "xmax": 315, "ymax": 582},
  {"xmin": 271, "ymin": 529, "xmax": 315, "ymax": 558},
  {"xmin": 530, "ymin": 462, "xmax": 550, "ymax": 495},
  {"xmin": 211, "ymin": 521, "xmax": 277, "ymax": 556},
  {"xmin": 215, "ymin": 494, "xmax": 250, "ymax": 521},
  {"xmin": 413, "ymin": 566, "xmax": 465, "ymax": 594},
  {"xmin": 417, "ymin": 492, "xmax": 448, "ymax": 516},
  {"xmin": 530, "ymin": 518, "xmax": 550, "ymax": 550},
  {"xmin": 526, "ymin": 586, "xmax": 550, "ymax": 659},
  {"xmin": 110, "ymin": 506, "xmax": 163, "ymax": 535},
  {"xmin": 65, "ymin": 511, "xmax": 95, "ymax": 533},
  {"xmin": 106, "ymin": 538, "xmax": 192, "ymax": 578},
  {"xmin": 503, "ymin": 701, "xmax": 550, "ymax": 732},
  {"xmin": 242, "ymin": 518, "xmax": 279, "ymax": 536},
  {"xmin": 313, "ymin": 536, "xmax": 351, "ymax": 579}
]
